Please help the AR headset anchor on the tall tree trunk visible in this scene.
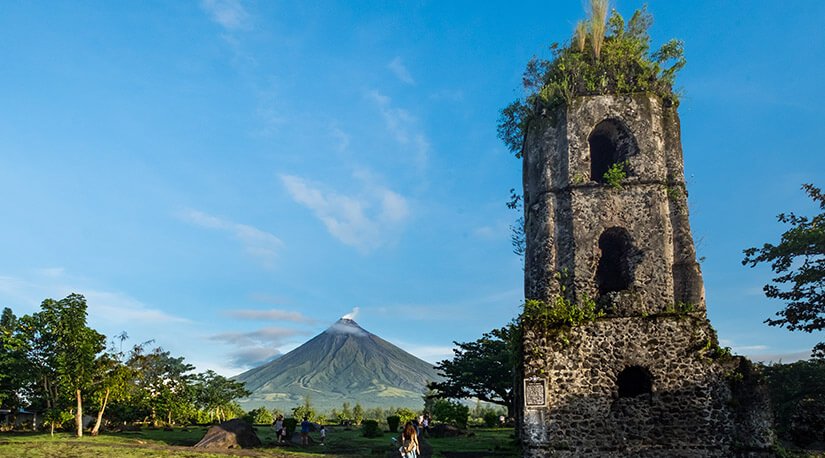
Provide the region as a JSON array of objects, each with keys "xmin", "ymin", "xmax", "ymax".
[
  {"xmin": 167, "ymin": 409, "xmax": 172, "ymax": 426},
  {"xmin": 75, "ymin": 388, "xmax": 83, "ymax": 437},
  {"xmin": 50, "ymin": 421, "xmax": 55, "ymax": 437},
  {"xmin": 91, "ymin": 388, "xmax": 110, "ymax": 436}
]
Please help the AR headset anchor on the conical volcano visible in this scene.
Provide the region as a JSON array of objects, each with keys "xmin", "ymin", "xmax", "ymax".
[{"xmin": 235, "ymin": 318, "xmax": 442, "ymax": 411}]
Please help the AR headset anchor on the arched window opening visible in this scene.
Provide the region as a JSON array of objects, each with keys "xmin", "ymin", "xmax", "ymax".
[
  {"xmin": 596, "ymin": 227, "xmax": 634, "ymax": 296},
  {"xmin": 617, "ymin": 366, "xmax": 652, "ymax": 398},
  {"xmin": 588, "ymin": 119, "xmax": 638, "ymax": 183}
]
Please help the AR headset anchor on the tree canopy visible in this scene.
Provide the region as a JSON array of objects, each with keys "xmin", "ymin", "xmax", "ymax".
[
  {"xmin": 428, "ymin": 323, "xmax": 517, "ymax": 417},
  {"xmin": 743, "ymin": 183, "xmax": 825, "ymax": 358},
  {"xmin": 0, "ymin": 294, "xmax": 251, "ymax": 433}
]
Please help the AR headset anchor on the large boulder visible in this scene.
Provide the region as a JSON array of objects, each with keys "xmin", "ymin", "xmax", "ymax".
[{"xmin": 193, "ymin": 419, "xmax": 261, "ymax": 449}]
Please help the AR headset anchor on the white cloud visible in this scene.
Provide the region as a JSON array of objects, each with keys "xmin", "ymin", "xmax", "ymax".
[
  {"xmin": 226, "ymin": 308, "xmax": 316, "ymax": 323},
  {"xmin": 179, "ymin": 209, "xmax": 283, "ymax": 267},
  {"xmin": 225, "ymin": 347, "xmax": 281, "ymax": 368},
  {"xmin": 210, "ymin": 326, "xmax": 302, "ymax": 369},
  {"xmin": 201, "ymin": 0, "xmax": 251, "ymax": 31},
  {"xmin": 330, "ymin": 126, "xmax": 351, "ymax": 152},
  {"xmin": 388, "ymin": 56, "xmax": 415, "ymax": 85},
  {"xmin": 85, "ymin": 290, "xmax": 190, "ymax": 325},
  {"xmin": 366, "ymin": 90, "xmax": 430, "ymax": 170},
  {"xmin": 280, "ymin": 173, "xmax": 410, "ymax": 252},
  {"xmin": 396, "ymin": 342, "xmax": 455, "ymax": 364},
  {"xmin": 211, "ymin": 326, "xmax": 302, "ymax": 346}
]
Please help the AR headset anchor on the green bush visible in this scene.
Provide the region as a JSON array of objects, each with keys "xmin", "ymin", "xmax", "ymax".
[
  {"xmin": 283, "ymin": 418, "xmax": 298, "ymax": 436},
  {"xmin": 361, "ymin": 419, "xmax": 382, "ymax": 438},
  {"xmin": 243, "ymin": 407, "xmax": 274, "ymax": 425},
  {"xmin": 386, "ymin": 415, "xmax": 401, "ymax": 432},
  {"xmin": 482, "ymin": 411, "xmax": 499, "ymax": 428},
  {"xmin": 431, "ymin": 399, "xmax": 469, "ymax": 429},
  {"xmin": 394, "ymin": 407, "xmax": 416, "ymax": 425}
]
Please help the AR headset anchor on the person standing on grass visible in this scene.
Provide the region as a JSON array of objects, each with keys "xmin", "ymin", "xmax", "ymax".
[
  {"xmin": 319, "ymin": 425, "xmax": 326, "ymax": 445},
  {"xmin": 274, "ymin": 415, "xmax": 284, "ymax": 443},
  {"xmin": 300, "ymin": 417, "xmax": 311, "ymax": 446},
  {"xmin": 399, "ymin": 421, "xmax": 420, "ymax": 458}
]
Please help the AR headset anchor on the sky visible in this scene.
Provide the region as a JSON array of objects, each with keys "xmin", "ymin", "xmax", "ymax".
[{"xmin": 0, "ymin": 1, "xmax": 823, "ymax": 376}]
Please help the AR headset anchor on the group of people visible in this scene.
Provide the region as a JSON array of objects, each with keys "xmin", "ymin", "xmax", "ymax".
[{"xmin": 272, "ymin": 415, "xmax": 325, "ymax": 446}]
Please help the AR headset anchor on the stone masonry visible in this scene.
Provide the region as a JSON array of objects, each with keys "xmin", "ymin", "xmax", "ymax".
[{"xmin": 519, "ymin": 94, "xmax": 774, "ymax": 457}]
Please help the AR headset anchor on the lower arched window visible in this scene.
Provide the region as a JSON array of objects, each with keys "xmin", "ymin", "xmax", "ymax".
[{"xmin": 617, "ymin": 366, "xmax": 652, "ymax": 398}]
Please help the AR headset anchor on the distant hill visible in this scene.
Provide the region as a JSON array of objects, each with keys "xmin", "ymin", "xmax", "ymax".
[{"xmin": 234, "ymin": 318, "xmax": 443, "ymax": 412}]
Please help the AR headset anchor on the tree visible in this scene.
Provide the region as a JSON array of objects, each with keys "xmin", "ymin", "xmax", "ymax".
[
  {"xmin": 127, "ymin": 345, "xmax": 195, "ymax": 426},
  {"xmin": 13, "ymin": 295, "xmax": 105, "ymax": 436},
  {"xmin": 292, "ymin": 395, "xmax": 316, "ymax": 422},
  {"xmin": 428, "ymin": 323, "xmax": 517, "ymax": 418},
  {"xmin": 351, "ymin": 402, "xmax": 364, "ymax": 425},
  {"xmin": 0, "ymin": 307, "xmax": 26, "ymax": 418},
  {"xmin": 90, "ymin": 344, "xmax": 134, "ymax": 435},
  {"xmin": 192, "ymin": 370, "xmax": 250, "ymax": 423},
  {"xmin": 45, "ymin": 294, "xmax": 106, "ymax": 437},
  {"xmin": 743, "ymin": 184, "xmax": 825, "ymax": 357}
]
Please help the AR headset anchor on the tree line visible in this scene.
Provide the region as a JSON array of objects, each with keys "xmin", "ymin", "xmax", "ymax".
[{"xmin": 0, "ymin": 294, "xmax": 249, "ymax": 437}]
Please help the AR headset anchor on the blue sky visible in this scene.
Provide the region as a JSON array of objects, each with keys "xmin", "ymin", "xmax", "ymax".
[{"xmin": 0, "ymin": 1, "xmax": 822, "ymax": 376}]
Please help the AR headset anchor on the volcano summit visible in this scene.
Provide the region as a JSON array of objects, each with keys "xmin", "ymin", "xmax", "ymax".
[{"xmin": 235, "ymin": 318, "xmax": 442, "ymax": 411}]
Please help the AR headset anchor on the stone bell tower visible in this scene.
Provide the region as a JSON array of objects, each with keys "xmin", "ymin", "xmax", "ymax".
[{"xmin": 518, "ymin": 94, "xmax": 773, "ymax": 457}]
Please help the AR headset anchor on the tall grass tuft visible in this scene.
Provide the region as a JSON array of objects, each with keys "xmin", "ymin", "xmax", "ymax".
[
  {"xmin": 589, "ymin": 0, "xmax": 608, "ymax": 60},
  {"xmin": 574, "ymin": 20, "xmax": 587, "ymax": 52}
]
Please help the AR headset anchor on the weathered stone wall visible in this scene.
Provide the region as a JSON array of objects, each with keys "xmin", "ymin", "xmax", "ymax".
[
  {"xmin": 519, "ymin": 93, "xmax": 773, "ymax": 456},
  {"xmin": 523, "ymin": 94, "xmax": 704, "ymax": 314},
  {"xmin": 521, "ymin": 315, "xmax": 770, "ymax": 457}
]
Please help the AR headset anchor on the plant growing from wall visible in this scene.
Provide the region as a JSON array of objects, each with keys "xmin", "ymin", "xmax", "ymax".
[
  {"xmin": 603, "ymin": 160, "xmax": 628, "ymax": 189},
  {"xmin": 498, "ymin": 3, "xmax": 686, "ymax": 157}
]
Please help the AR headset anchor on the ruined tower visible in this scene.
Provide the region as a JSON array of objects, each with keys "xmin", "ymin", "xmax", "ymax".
[{"xmin": 519, "ymin": 94, "xmax": 773, "ymax": 456}]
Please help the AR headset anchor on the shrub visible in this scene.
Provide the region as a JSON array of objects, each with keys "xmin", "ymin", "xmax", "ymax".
[
  {"xmin": 361, "ymin": 419, "xmax": 382, "ymax": 438},
  {"xmin": 483, "ymin": 411, "xmax": 499, "ymax": 428},
  {"xmin": 431, "ymin": 399, "xmax": 469, "ymax": 429},
  {"xmin": 394, "ymin": 407, "xmax": 416, "ymax": 426},
  {"xmin": 243, "ymin": 407, "xmax": 274, "ymax": 425},
  {"xmin": 283, "ymin": 418, "xmax": 298, "ymax": 436},
  {"xmin": 386, "ymin": 415, "xmax": 401, "ymax": 432}
]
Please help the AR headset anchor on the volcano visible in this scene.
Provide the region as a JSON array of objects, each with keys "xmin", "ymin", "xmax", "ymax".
[{"xmin": 235, "ymin": 318, "xmax": 442, "ymax": 411}]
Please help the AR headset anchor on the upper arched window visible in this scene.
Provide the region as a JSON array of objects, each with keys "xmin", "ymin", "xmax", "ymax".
[
  {"xmin": 596, "ymin": 227, "xmax": 635, "ymax": 296},
  {"xmin": 588, "ymin": 119, "xmax": 639, "ymax": 183},
  {"xmin": 617, "ymin": 366, "xmax": 653, "ymax": 398}
]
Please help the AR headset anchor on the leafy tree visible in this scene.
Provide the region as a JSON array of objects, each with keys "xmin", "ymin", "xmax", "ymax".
[
  {"xmin": 45, "ymin": 294, "xmax": 106, "ymax": 437},
  {"xmin": 0, "ymin": 307, "xmax": 25, "ymax": 414},
  {"xmin": 351, "ymin": 402, "xmax": 364, "ymax": 425},
  {"xmin": 762, "ymin": 359, "xmax": 825, "ymax": 444},
  {"xmin": 428, "ymin": 323, "xmax": 517, "ymax": 418},
  {"xmin": 292, "ymin": 395, "xmax": 316, "ymax": 422},
  {"xmin": 13, "ymin": 295, "xmax": 104, "ymax": 436},
  {"xmin": 244, "ymin": 407, "xmax": 274, "ymax": 425},
  {"xmin": 394, "ymin": 407, "xmax": 416, "ymax": 426},
  {"xmin": 743, "ymin": 184, "xmax": 825, "ymax": 357},
  {"xmin": 89, "ymin": 344, "xmax": 135, "ymax": 435},
  {"xmin": 192, "ymin": 370, "xmax": 250, "ymax": 423},
  {"xmin": 127, "ymin": 345, "xmax": 195, "ymax": 426}
]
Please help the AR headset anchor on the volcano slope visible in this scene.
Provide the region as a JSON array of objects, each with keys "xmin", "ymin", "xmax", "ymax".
[{"xmin": 235, "ymin": 318, "xmax": 442, "ymax": 412}]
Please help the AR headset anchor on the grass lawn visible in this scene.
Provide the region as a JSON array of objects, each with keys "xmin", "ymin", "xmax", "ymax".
[{"xmin": 0, "ymin": 425, "xmax": 520, "ymax": 457}]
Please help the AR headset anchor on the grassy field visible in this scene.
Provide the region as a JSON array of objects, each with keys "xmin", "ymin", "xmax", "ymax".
[{"xmin": 0, "ymin": 425, "xmax": 520, "ymax": 458}]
